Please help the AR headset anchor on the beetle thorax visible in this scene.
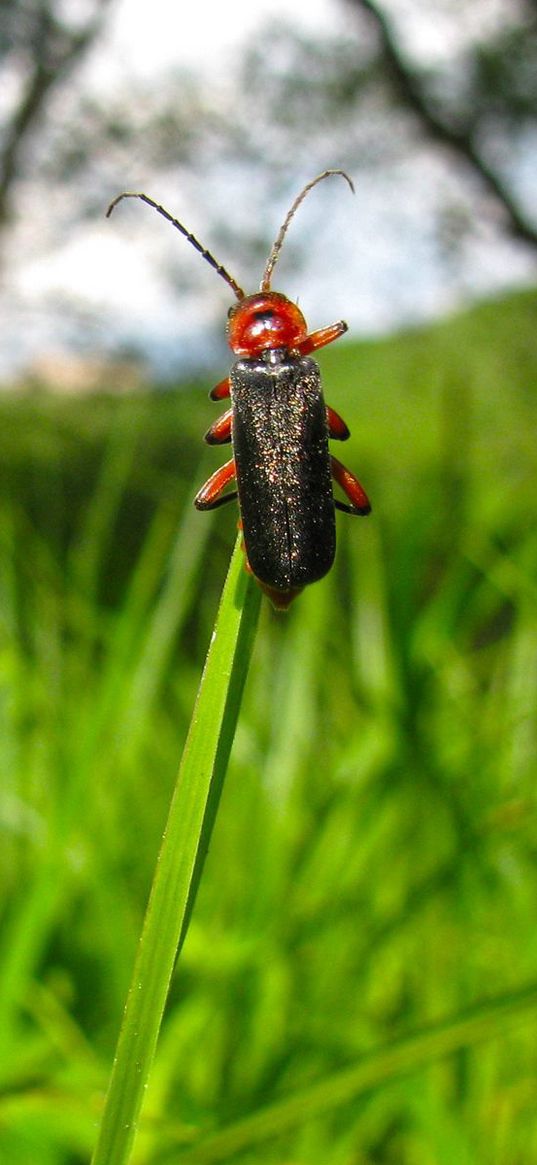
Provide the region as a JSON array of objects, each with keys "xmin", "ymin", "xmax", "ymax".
[{"xmin": 227, "ymin": 292, "xmax": 308, "ymax": 356}]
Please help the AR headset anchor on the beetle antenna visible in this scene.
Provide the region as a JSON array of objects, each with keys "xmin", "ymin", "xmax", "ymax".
[
  {"xmin": 261, "ymin": 169, "xmax": 355, "ymax": 293},
  {"xmin": 106, "ymin": 191, "xmax": 245, "ymax": 301}
]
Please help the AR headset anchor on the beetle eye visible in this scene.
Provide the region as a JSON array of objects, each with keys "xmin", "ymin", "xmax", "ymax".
[{"xmin": 227, "ymin": 305, "xmax": 236, "ymax": 319}]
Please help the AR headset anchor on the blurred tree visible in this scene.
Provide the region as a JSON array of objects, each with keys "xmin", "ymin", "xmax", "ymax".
[
  {"xmin": 346, "ymin": 0, "xmax": 537, "ymax": 248},
  {"xmin": 2, "ymin": 0, "xmax": 536, "ymax": 257},
  {"xmin": 1, "ymin": 0, "xmax": 535, "ymax": 370},
  {"xmin": 188, "ymin": 0, "xmax": 536, "ymax": 279},
  {"xmin": 0, "ymin": 0, "xmax": 114, "ymax": 228}
]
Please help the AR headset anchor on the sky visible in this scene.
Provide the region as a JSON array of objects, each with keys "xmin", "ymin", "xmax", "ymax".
[
  {"xmin": 4, "ymin": 0, "xmax": 536, "ymax": 382},
  {"xmin": 108, "ymin": 0, "xmax": 335, "ymax": 76}
]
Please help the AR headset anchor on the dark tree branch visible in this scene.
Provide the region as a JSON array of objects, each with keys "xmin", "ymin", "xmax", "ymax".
[
  {"xmin": 347, "ymin": 0, "xmax": 537, "ymax": 250},
  {"xmin": 0, "ymin": 1, "xmax": 113, "ymax": 226}
]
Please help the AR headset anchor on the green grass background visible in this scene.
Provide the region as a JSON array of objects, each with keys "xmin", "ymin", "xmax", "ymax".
[{"xmin": 0, "ymin": 287, "xmax": 536, "ymax": 1163}]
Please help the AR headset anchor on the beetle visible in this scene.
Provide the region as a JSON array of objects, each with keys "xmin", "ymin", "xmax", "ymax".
[{"xmin": 107, "ymin": 170, "xmax": 371, "ymax": 609}]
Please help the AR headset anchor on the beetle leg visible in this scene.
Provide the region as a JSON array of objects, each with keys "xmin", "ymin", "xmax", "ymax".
[
  {"xmin": 210, "ymin": 376, "xmax": 231, "ymax": 401},
  {"xmin": 194, "ymin": 458, "xmax": 238, "ymax": 510},
  {"xmin": 204, "ymin": 408, "xmax": 232, "ymax": 445},
  {"xmin": 326, "ymin": 405, "xmax": 350, "ymax": 441},
  {"xmin": 331, "ymin": 455, "xmax": 371, "ymax": 515},
  {"xmin": 298, "ymin": 320, "xmax": 347, "ymax": 356}
]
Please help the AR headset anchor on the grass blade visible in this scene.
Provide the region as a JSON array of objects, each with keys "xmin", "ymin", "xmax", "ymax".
[
  {"xmin": 176, "ymin": 983, "xmax": 537, "ymax": 1163},
  {"xmin": 90, "ymin": 535, "xmax": 261, "ymax": 1165}
]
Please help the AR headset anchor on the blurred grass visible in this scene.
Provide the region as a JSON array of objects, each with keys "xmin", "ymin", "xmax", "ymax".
[{"xmin": 0, "ymin": 286, "xmax": 536, "ymax": 1164}]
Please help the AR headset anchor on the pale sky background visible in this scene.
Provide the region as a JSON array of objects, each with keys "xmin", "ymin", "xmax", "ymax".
[
  {"xmin": 109, "ymin": 0, "xmax": 335, "ymax": 75},
  {"xmin": 5, "ymin": 0, "xmax": 536, "ymax": 381}
]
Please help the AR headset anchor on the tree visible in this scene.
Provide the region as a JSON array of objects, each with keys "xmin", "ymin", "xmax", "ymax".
[
  {"xmin": 0, "ymin": 0, "xmax": 114, "ymax": 228},
  {"xmin": 346, "ymin": 0, "xmax": 537, "ymax": 249},
  {"xmin": 2, "ymin": 0, "xmax": 535, "ymax": 257},
  {"xmin": 1, "ymin": 0, "xmax": 535, "ymax": 376}
]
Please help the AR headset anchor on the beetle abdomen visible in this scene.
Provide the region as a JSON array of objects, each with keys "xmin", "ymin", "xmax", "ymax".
[{"xmin": 231, "ymin": 350, "xmax": 336, "ymax": 591}]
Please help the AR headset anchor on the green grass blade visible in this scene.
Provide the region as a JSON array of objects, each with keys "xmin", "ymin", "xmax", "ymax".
[
  {"xmin": 90, "ymin": 535, "xmax": 261, "ymax": 1165},
  {"xmin": 176, "ymin": 984, "xmax": 537, "ymax": 1163}
]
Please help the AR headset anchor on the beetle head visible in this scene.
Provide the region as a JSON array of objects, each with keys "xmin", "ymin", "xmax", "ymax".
[{"xmin": 227, "ymin": 292, "xmax": 308, "ymax": 355}]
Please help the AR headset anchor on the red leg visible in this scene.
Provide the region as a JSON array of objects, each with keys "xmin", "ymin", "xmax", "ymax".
[
  {"xmin": 194, "ymin": 458, "xmax": 237, "ymax": 510},
  {"xmin": 298, "ymin": 320, "xmax": 347, "ymax": 356},
  {"xmin": 210, "ymin": 376, "xmax": 230, "ymax": 401},
  {"xmin": 204, "ymin": 408, "xmax": 232, "ymax": 445},
  {"xmin": 331, "ymin": 456, "xmax": 371, "ymax": 515},
  {"xmin": 326, "ymin": 405, "xmax": 350, "ymax": 441}
]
